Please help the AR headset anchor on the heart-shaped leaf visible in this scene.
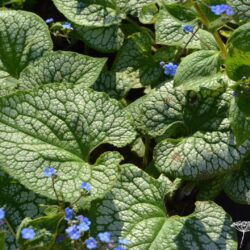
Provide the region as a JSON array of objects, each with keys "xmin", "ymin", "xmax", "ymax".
[
  {"xmin": 91, "ymin": 164, "xmax": 237, "ymax": 249},
  {"xmin": 0, "ymin": 10, "xmax": 52, "ymax": 79},
  {"xmin": 19, "ymin": 51, "xmax": 107, "ymax": 89},
  {"xmin": 0, "ymin": 85, "xmax": 136, "ymax": 204}
]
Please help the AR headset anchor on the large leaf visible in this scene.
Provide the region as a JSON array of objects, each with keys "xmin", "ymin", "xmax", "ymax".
[
  {"xmin": 155, "ymin": 6, "xmax": 217, "ymax": 49},
  {"xmin": 91, "ymin": 164, "xmax": 237, "ymax": 249},
  {"xmin": 126, "ymin": 81, "xmax": 186, "ymax": 137},
  {"xmin": 226, "ymin": 22, "xmax": 250, "ymax": 80},
  {"xmin": 174, "ymin": 50, "xmax": 224, "ymax": 91},
  {"xmin": 154, "ymin": 131, "xmax": 250, "ymax": 180},
  {"xmin": 19, "ymin": 51, "xmax": 107, "ymax": 89},
  {"xmin": 229, "ymin": 94, "xmax": 250, "ymax": 145},
  {"xmin": 223, "ymin": 159, "xmax": 250, "ymax": 204},
  {"xmin": 75, "ymin": 25, "xmax": 125, "ymax": 53},
  {"xmin": 52, "ymin": 0, "xmax": 124, "ymax": 27},
  {"xmin": 0, "ymin": 85, "xmax": 136, "ymax": 204},
  {"xmin": 0, "ymin": 10, "xmax": 52, "ymax": 79},
  {"xmin": 153, "ymin": 89, "xmax": 250, "ymax": 180},
  {"xmin": 0, "ymin": 171, "xmax": 48, "ymax": 249},
  {"xmin": 231, "ymin": 0, "xmax": 250, "ymax": 21}
]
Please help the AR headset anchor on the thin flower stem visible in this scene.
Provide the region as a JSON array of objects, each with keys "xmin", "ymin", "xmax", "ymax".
[
  {"xmin": 240, "ymin": 231, "xmax": 245, "ymax": 248},
  {"xmin": 4, "ymin": 218, "xmax": 16, "ymax": 239},
  {"xmin": 52, "ymin": 177, "xmax": 61, "ymax": 206},
  {"xmin": 193, "ymin": 1, "xmax": 227, "ymax": 58}
]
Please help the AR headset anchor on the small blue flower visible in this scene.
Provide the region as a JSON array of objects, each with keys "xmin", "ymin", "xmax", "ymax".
[
  {"xmin": 210, "ymin": 4, "xmax": 234, "ymax": 16},
  {"xmin": 0, "ymin": 208, "xmax": 5, "ymax": 220},
  {"xmin": 65, "ymin": 225, "xmax": 81, "ymax": 240},
  {"xmin": 44, "ymin": 167, "xmax": 56, "ymax": 178},
  {"xmin": 225, "ymin": 6, "xmax": 234, "ymax": 16},
  {"xmin": 183, "ymin": 25, "xmax": 193, "ymax": 33},
  {"xmin": 114, "ymin": 246, "xmax": 125, "ymax": 250},
  {"xmin": 77, "ymin": 217, "xmax": 91, "ymax": 232},
  {"xmin": 64, "ymin": 207, "xmax": 73, "ymax": 221},
  {"xmin": 119, "ymin": 239, "xmax": 130, "ymax": 245},
  {"xmin": 45, "ymin": 18, "xmax": 54, "ymax": 24},
  {"xmin": 86, "ymin": 237, "xmax": 97, "ymax": 249},
  {"xmin": 98, "ymin": 232, "xmax": 111, "ymax": 243},
  {"xmin": 231, "ymin": 91, "xmax": 237, "ymax": 97},
  {"xmin": 56, "ymin": 235, "xmax": 64, "ymax": 243},
  {"xmin": 164, "ymin": 63, "xmax": 178, "ymax": 77},
  {"xmin": 80, "ymin": 182, "xmax": 91, "ymax": 192},
  {"xmin": 62, "ymin": 22, "xmax": 73, "ymax": 30},
  {"xmin": 21, "ymin": 228, "xmax": 36, "ymax": 240}
]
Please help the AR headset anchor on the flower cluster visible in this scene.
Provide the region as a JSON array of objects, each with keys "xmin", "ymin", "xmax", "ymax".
[
  {"xmin": 160, "ymin": 62, "xmax": 178, "ymax": 77},
  {"xmin": 210, "ymin": 4, "xmax": 234, "ymax": 16}
]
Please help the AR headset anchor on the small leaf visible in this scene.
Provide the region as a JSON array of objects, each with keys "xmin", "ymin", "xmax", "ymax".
[
  {"xmin": 0, "ymin": 10, "xmax": 52, "ymax": 79},
  {"xmin": 155, "ymin": 6, "xmax": 216, "ymax": 49},
  {"xmin": 19, "ymin": 51, "xmax": 107, "ymax": 89},
  {"xmin": 226, "ymin": 22, "xmax": 250, "ymax": 80},
  {"xmin": 0, "ymin": 84, "xmax": 136, "ymax": 204},
  {"xmin": 52, "ymin": 0, "xmax": 124, "ymax": 27},
  {"xmin": 75, "ymin": 25, "xmax": 125, "ymax": 53},
  {"xmin": 91, "ymin": 164, "xmax": 237, "ymax": 249},
  {"xmin": 229, "ymin": 94, "xmax": 250, "ymax": 145},
  {"xmin": 174, "ymin": 50, "xmax": 224, "ymax": 91},
  {"xmin": 139, "ymin": 3, "xmax": 159, "ymax": 24}
]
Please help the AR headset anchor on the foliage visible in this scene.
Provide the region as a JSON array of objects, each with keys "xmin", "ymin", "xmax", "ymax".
[{"xmin": 0, "ymin": 0, "xmax": 250, "ymax": 249}]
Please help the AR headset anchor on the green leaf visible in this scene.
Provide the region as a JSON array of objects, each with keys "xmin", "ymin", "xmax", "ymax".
[
  {"xmin": 0, "ymin": 10, "xmax": 52, "ymax": 79},
  {"xmin": 126, "ymin": 81, "xmax": 186, "ymax": 137},
  {"xmin": 155, "ymin": 7, "xmax": 216, "ymax": 49},
  {"xmin": 19, "ymin": 51, "xmax": 107, "ymax": 89},
  {"xmin": 17, "ymin": 214, "xmax": 63, "ymax": 250},
  {"xmin": 91, "ymin": 164, "xmax": 237, "ymax": 249},
  {"xmin": 174, "ymin": 50, "xmax": 224, "ymax": 91},
  {"xmin": 229, "ymin": 94, "xmax": 250, "ymax": 145},
  {"xmin": 231, "ymin": 0, "xmax": 250, "ymax": 21},
  {"xmin": 154, "ymin": 131, "xmax": 250, "ymax": 180},
  {"xmin": 223, "ymin": 159, "xmax": 250, "ymax": 204},
  {"xmin": 0, "ymin": 84, "xmax": 136, "ymax": 204},
  {"xmin": 113, "ymin": 32, "xmax": 163, "ymax": 86},
  {"xmin": 75, "ymin": 25, "xmax": 125, "ymax": 53},
  {"xmin": 139, "ymin": 3, "xmax": 159, "ymax": 24},
  {"xmin": 52, "ymin": 0, "xmax": 124, "ymax": 27},
  {"xmin": 226, "ymin": 22, "xmax": 250, "ymax": 80},
  {"xmin": 0, "ymin": 170, "xmax": 48, "ymax": 249}
]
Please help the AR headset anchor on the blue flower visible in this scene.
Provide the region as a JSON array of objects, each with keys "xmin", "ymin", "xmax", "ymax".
[
  {"xmin": 114, "ymin": 246, "xmax": 125, "ymax": 250},
  {"xmin": 210, "ymin": 4, "xmax": 234, "ymax": 16},
  {"xmin": 183, "ymin": 25, "xmax": 193, "ymax": 33},
  {"xmin": 225, "ymin": 6, "xmax": 234, "ymax": 16},
  {"xmin": 86, "ymin": 237, "xmax": 97, "ymax": 249},
  {"xmin": 45, "ymin": 18, "xmax": 54, "ymax": 24},
  {"xmin": 98, "ymin": 232, "xmax": 111, "ymax": 243},
  {"xmin": 64, "ymin": 207, "xmax": 73, "ymax": 221},
  {"xmin": 44, "ymin": 167, "xmax": 56, "ymax": 178},
  {"xmin": 65, "ymin": 225, "xmax": 81, "ymax": 240},
  {"xmin": 80, "ymin": 182, "xmax": 91, "ymax": 192},
  {"xmin": 164, "ymin": 63, "xmax": 178, "ymax": 77},
  {"xmin": 56, "ymin": 235, "xmax": 64, "ymax": 243},
  {"xmin": 77, "ymin": 217, "xmax": 91, "ymax": 232},
  {"xmin": 21, "ymin": 228, "xmax": 36, "ymax": 240},
  {"xmin": 62, "ymin": 22, "xmax": 73, "ymax": 30},
  {"xmin": 119, "ymin": 239, "xmax": 130, "ymax": 245},
  {"xmin": 0, "ymin": 208, "xmax": 5, "ymax": 220},
  {"xmin": 231, "ymin": 91, "xmax": 237, "ymax": 97}
]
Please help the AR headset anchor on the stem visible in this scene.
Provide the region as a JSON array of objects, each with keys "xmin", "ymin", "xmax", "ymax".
[
  {"xmin": 52, "ymin": 177, "xmax": 62, "ymax": 207},
  {"xmin": 143, "ymin": 136, "xmax": 150, "ymax": 168},
  {"xmin": 240, "ymin": 231, "xmax": 245, "ymax": 248},
  {"xmin": 4, "ymin": 218, "xmax": 15, "ymax": 239},
  {"xmin": 193, "ymin": 1, "xmax": 227, "ymax": 58}
]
